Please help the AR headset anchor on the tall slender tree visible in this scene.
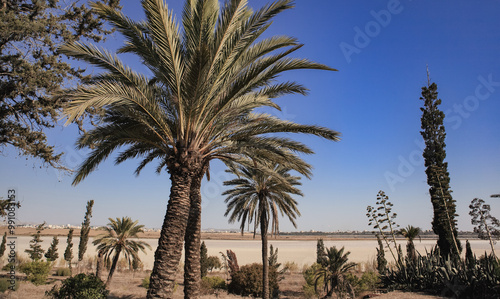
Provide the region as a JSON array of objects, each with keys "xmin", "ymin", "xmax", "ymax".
[
  {"xmin": 224, "ymin": 162, "xmax": 302, "ymax": 299},
  {"xmin": 420, "ymin": 76, "xmax": 461, "ymax": 258},
  {"xmin": 0, "ymin": 232, "xmax": 6, "ymax": 257},
  {"xmin": 93, "ymin": 217, "xmax": 151, "ymax": 286},
  {"xmin": 64, "ymin": 228, "xmax": 74, "ymax": 273},
  {"xmin": 78, "ymin": 200, "xmax": 94, "ymax": 262},
  {"xmin": 59, "ymin": 0, "xmax": 340, "ymax": 297}
]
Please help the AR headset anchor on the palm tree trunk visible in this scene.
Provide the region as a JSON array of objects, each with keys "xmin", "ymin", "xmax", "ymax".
[
  {"xmin": 261, "ymin": 213, "xmax": 269, "ymax": 299},
  {"xmin": 183, "ymin": 167, "xmax": 206, "ymax": 299},
  {"xmin": 106, "ymin": 247, "xmax": 122, "ymax": 286},
  {"xmin": 148, "ymin": 170, "xmax": 193, "ymax": 299},
  {"xmin": 96, "ymin": 250, "xmax": 103, "ymax": 279}
]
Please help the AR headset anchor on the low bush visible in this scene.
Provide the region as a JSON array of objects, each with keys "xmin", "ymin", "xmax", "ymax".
[
  {"xmin": 55, "ymin": 268, "xmax": 71, "ymax": 276},
  {"xmin": 0, "ymin": 277, "xmax": 18, "ymax": 292},
  {"xmin": 20, "ymin": 260, "xmax": 52, "ymax": 285},
  {"xmin": 202, "ymin": 276, "xmax": 226, "ymax": 290},
  {"xmin": 141, "ymin": 275, "xmax": 150, "ymax": 289},
  {"xmin": 46, "ymin": 273, "xmax": 108, "ymax": 299},
  {"xmin": 228, "ymin": 263, "xmax": 279, "ymax": 297},
  {"xmin": 302, "ymin": 263, "xmax": 324, "ymax": 297}
]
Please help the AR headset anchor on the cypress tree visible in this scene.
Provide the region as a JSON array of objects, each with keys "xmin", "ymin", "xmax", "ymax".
[
  {"xmin": 25, "ymin": 223, "xmax": 45, "ymax": 261},
  {"xmin": 45, "ymin": 236, "xmax": 59, "ymax": 261},
  {"xmin": 420, "ymin": 76, "xmax": 461, "ymax": 258},
  {"xmin": 78, "ymin": 200, "xmax": 94, "ymax": 261},
  {"xmin": 200, "ymin": 241, "xmax": 208, "ymax": 278},
  {"xmin": 316, "ymin": 238, "xmax": 327, "ymax": 266},
  {"xmin": 64, "ymin": 228, "xmax": 74, "ymax": 273},
  {"xmin": 0, "ymin": 232, "xmax": 6, "ymax": 257}
]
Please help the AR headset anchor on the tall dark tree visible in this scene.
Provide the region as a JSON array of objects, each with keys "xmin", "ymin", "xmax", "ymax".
[
  {"xmin": 0, "ymin": 232, "xmax": 6, "ymax": 257},
  {"xmin": 45, "ymin": 236, "xmax": 59, "ymax": 262},
  {"xmin": 420, "ymin": 78, "xmax": 461, "ymax": 258},
  {"xmin": 64, "ymin": 228, "xmax": 74, "ymax": 273},
  {"xmin": 316, "ymin": 238, "xmax": 327, "ymax": 266},
  {"xmin": 200, "ymin": 241, "xmax": 208, "ymax": 278},
  {"xmin": 78, "ymin": 199, "xmax": 94, "ymax": 262},
  {"xmin": 25, "ymin": 222, "xmax": 45, "ymax": 261},
  {"xmin": 0, "ymin": 0, "xmax": 121, "ymax": 169}
]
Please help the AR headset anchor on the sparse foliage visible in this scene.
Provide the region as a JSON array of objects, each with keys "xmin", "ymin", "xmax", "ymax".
[
  {"xmin": 367, "ymin": 190, "xmax": 400, "ymax": 263},
  {"xmin": 469, "ymin": 198, "xmax": 500, "ymax": 261}
]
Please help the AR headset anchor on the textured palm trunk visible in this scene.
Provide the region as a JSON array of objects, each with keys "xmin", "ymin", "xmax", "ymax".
[
  {"xmin": 260, "ymin": 211, "xmax": 269, "ymax": 299},
  {"xmin": 147, "ymin": 170, "xmax": 193, "ymax": 299},
  {"xmin": 106, "ymin": 247, "xmax": 122, "ymax": 286},
  {"xmin": 96, "ymin": 250, "xmax": 103, "ymax": 279},
  {"xmin": 183, "ymin": 167, "xmax": 206, "ymax": 299}
]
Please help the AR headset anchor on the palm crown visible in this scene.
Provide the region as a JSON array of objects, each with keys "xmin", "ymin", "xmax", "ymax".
[{"xmin": 58, "ymin": 0, "xmax": 340, "ymax": 297}]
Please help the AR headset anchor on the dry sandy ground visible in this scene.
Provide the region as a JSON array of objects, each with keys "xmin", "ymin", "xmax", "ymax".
[{"xmin": 0, "ymin": 269, "xmax": 446, "ymax": 299}]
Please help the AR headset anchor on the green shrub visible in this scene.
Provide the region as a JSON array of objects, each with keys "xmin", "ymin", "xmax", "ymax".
[
  {"xmin": 46, "ymin": 273, "xmax": 108, "ymax": 299},
  {"xmin": 56, "ymin": 268, "xmax": 71, "ymax": 276},
  {"xmin": 20, "ymin": 260, "xmax": 52, "ymax": 285},
  {"xmin": 202, "ymin": 276, "xmax": 226, "ymax": 290},
  {"xmin": 141, "ymin": 276, "xmax": 150, "ymax": 289},
  {"xmin": 228, "ymin": 263, "xmax": 279, "ymax": 297},
  {"xmin": 0, "ymin": 277, "xmax": 19, "ymax": 292},
  {"xmin": 302, "ymin": 263, "xmax": 324, "ymax": 297}
]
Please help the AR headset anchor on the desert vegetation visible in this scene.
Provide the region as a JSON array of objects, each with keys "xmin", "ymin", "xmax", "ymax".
[{"xmin": 0, "ymin": 0, "xmax": 499, "ymax": 299}]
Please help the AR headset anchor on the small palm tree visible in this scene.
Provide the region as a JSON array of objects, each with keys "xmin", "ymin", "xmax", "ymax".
[
  {"xmin": 224, "ymin": 162, "xmax": 302, "ymax": 299},
  {"xmin": 93, "ymin": 217, "xmax": 151, "ymax": 286},
  {"xmin": 400, "ymin": 225, "xmax": 421, "ymax": 262},
  {"xmin": 314, "ymin": 246, "xmax": 357, "ymax": 299}
]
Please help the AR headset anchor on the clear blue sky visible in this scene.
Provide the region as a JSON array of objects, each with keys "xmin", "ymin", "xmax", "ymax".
[{"xmin": 1, "ymin": 0, "xmax": 499, "ymax": 232}]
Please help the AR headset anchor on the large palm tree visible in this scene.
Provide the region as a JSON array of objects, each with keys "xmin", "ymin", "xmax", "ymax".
[
  {"xmin": 59, "ymin": 0, "xmax": 340, "ymax": 297},
  {"xmin": 224, "ymin": 162, "xmax": 302, "ymax": 299},
  {"xmin": 93, "ymin": 217, "xmax": 151, "ymax": 286},
  {"xmin": 400, "ymin": 225, "xmax": 421, "ymax": 262},
  {"xmin": 314, "ymin": 246, "xmax": 357, "ymax": 299}
]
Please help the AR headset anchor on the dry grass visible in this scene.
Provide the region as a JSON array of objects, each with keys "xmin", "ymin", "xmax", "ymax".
[{"xmin": 0, "ymin": 267, "xmax": 447, "ymax": 299}]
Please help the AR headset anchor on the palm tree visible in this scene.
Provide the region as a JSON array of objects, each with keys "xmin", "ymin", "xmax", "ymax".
[
  {"xmin": 93, "ymin": 217, "xmax": 151, "ymax": 286},
  {"xmin": 59, "ymin": 0, "xmax": 340, "ymax": 297},
  {"xmin": 224, "ymin": 162, "xmax": 302, "ymax": 299},
  {"xmin": 314, "ymin": 246, "xmax": 357, "ymax": 299},
  {"xmin": 400, "ymin": 225, "xmax": 421, "ymax": 262}
]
